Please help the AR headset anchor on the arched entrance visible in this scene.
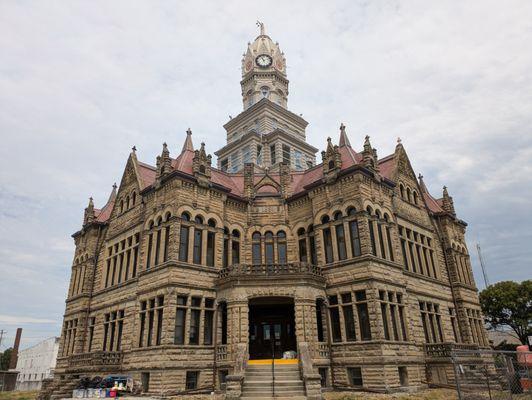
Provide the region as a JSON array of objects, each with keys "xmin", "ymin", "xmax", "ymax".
[{"xmin": 248, "ymin": 297, "xmax": 296, "ymax": 359}]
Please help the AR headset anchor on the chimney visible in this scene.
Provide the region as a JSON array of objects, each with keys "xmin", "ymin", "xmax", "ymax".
[{"xmin": 9, "ymin": 328, "xmax": 22, "ymax": 370}]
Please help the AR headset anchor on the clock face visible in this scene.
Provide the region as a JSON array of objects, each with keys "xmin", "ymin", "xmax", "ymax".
[{"xmin": 256, "ymin": 54, "xmax": 272, "ymax": 68}]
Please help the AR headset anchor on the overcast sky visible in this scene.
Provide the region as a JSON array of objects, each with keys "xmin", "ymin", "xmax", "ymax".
[{"xmin": 1, "ymin": 1, "xmax": 531, "ymax": 350}]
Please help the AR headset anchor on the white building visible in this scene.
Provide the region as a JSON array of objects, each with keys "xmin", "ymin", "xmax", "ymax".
[{"xmin": 15, "ymin": 337, "xmax": 59, "ymax": 391}]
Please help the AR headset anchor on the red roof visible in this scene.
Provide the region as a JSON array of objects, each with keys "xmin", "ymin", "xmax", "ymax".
[{"xmin": 93, "ymin": 134, "xmax": 444, "ymax": 222}]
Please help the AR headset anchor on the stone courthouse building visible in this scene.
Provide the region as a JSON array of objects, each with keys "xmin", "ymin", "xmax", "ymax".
[{"xmin": 47, "ymin": 26, "xmax": 489, "ymax": 399}]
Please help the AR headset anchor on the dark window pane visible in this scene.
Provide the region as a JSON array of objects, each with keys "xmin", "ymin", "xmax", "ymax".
[
  {"xmin": 357, "ymin": 303, "xmax": 372, "ymax": 341},
  {"xmin": 343, "ymin": 305, "xmax": 357, "ymax": 341},
  {"xmin": 323, "ymin": 228, "xmax": 333, "ymax": 263},
  {"xmin": 189, "ymin": 309, "xmax": 201, "ymax": 345},
  {"xmin": 349, "ymin": 221, "xmax": 361, "ymax": 257},
  {"xmin": 336, "ymin": 224, "xmax": 347, "ymax": 260},
  {"xmin": 174, "ymin": 309, "xmax": 186, "ymax": 345},
  {"xmin": 348, "ymin": 367, "xmax": 363, "ymax": 386},
  {"xmin": 179, "ymin": 226, "xmax": 189, "ymax": 262},
  {"xmin": 206, "ymin": 231, "xmax": 215, "ymax": 266},
  {"xmin": 193, "ymin": 229, "xmax": 202, "ymax": 264},
  {"xmin": 368, "ymin": 220, "xmax": 377, "ymax": 256},
  {"xmin": 329, "ymin": 307, "xmax": 342, "ymax": 342},
  {"xmin": 204, "ymin": 310, "xmax": 214, "ymax": 345},
  {"xmin": 231, "ymin": 240, "xmax": 240, "ymax": 264}
]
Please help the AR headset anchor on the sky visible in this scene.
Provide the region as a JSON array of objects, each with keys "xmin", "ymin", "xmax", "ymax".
[{"xmin": 1, "ymin": 1, "xmax": 531, "ymax": 350}]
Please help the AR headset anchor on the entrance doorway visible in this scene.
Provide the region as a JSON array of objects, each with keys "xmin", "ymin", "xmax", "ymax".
[{"xmin": 248, "ymin": 297, "xmax": 296, "ymax": 359}]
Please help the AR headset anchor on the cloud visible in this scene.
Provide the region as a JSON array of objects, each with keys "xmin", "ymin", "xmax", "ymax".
[
  {"xmin": 0, "ymin": 0, "xmax": 531, "ymax": 348},
  {"xmin": 0, "ymin": 315, "xmax": 57, "ymax": 325}
]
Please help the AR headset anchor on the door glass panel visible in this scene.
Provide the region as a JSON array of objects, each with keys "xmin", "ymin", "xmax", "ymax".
[
  {"xmin": 263, "ymin": 324, "xmax": 271, "ymax": 340},
  {"xmin": 274, "ymin": 324, "xmax": 281, "ymax": 339}
]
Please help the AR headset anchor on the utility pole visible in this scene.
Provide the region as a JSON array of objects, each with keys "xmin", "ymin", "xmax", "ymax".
[
  {"xmin": 476, "ymin": 243, "xmax": 490, "ymax": 289},
  {"xmin": 0, "ymin": 330, "xmax": 5, "ymax": 349}
]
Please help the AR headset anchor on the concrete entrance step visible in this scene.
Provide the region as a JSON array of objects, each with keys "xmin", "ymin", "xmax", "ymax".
[{"xmin": 241, "ymin": 397, "xmax": 306, "ymax": 400}]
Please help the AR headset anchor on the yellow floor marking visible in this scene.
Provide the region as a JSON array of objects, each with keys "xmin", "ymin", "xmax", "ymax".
[{"xmin": 248, "ymin": 359, "xmax": 298, "ymax": 365}]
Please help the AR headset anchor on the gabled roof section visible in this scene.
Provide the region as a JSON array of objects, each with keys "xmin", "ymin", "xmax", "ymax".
[{"xmin": 94, "ymin": 184, "xmax": 117, "ymax": 223}]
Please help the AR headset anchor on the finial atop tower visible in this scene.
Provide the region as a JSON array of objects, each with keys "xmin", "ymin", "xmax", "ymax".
[
  {"xmin": 256, "ymin": 20, "xmax": 265, "ymax": 36},
  {"xmin": 338, "ymin": 123, "xmax": 351, "ymax": 147}
]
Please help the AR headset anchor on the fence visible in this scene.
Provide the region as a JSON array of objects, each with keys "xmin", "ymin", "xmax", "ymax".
[{"xmin": 451, "ymin": 348, "xmax": 532, "ymax": 400}]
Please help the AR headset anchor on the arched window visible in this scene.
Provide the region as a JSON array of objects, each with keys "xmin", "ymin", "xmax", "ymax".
[
  {"xmin": 375, "ymin": 210, "xmax": 386, "ymax": 259},
  {"xmin": 206, "ymin": 219, "xmax": 216, "ymax": 267},
  {"xmin": 153, "ymin": 217, "xmax": 162, "ymax": 266},
  {"xmin": 298, "ymin": 228, "xmax": 307, "ymax": 262},
  {"xmin": 347, "ymin": 207, "xmax": 361, "ymax": 257},
  {"xmin": 264, "ymin": 231, "xmax": 274, "ymax": 265},
  {"xmin": 222, "ymin": 228, "xmax": 229, "ymax": 268},
  {"xmin": 132, "ymin": 191, "xmax": 137, "ymax": 206},
  {"xmin": 384, "ymin": 214, "xmax": 394, "ymax": 262},
  {"xmin": 367, "ymin": 207, "xmax": 377, "ymax": 256},
  {"xmin": 252, "ymin": 232, "xmax": 262, "ymax": 265},
  {"xmin": 413, "ymin": 191, "xmax": 419, "ymax": 205},
  {"xmin": 328, "ymin": 160, "xmax": 335, "ymax": 170},
  {"xmin": 308, "ymin": 225, "xmax": 318, "ymax": 265},
  {"xmin": 322, "ymin": 216, "xmax": 334, "ymax": 264},
  {"xmin": 120, "ymin": 200, "xmax": 124, "ymax": 213},
  {"xmin": 146, "ymin": 221, "xmax": 154, "ymax": 269},
  {"xmin": 126, "ymin": 196, "xmax": 130, "ymax": 210},
  {"xmin": 277, "ymin": 231, "xmax": 287, "ymax": 264},
  {"xmin": 399, "ymin": 184, "xmax": 405, "ymax": 199},
  {"xmin": 179, "ymin": 213, "xmax": 191, "ymax": 262},
  {"xmin": 231, "ymin": 229, "xmax": 240, "ymax": 265},
  {"xmin": 193, "ymin": 216, "xmax": 204, "ymax": 264},
  {"xmin": 334, "ymin": 212, "xmax": 347, "ymax": 261},
  {"xmin": 406, "ymin": 187, "xmax": 412, "ymax": 203},
  {"xmin": 163, "ymin": 213, "xmax": 171, "ymax": 262}
]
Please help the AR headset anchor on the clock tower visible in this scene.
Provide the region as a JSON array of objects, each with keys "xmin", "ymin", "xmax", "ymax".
[
  {"xmin": 215, "ymin": 23, "xmax": 318, "ymax": 173},
  {"xmin": 240, "ymin": 22, "xmax": 288, "ymax": 110}
]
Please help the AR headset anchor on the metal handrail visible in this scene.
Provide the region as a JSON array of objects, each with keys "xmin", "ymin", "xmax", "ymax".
[{"xmin": 271, "ymin": 333, "xmax": 275, "ymax": 398}]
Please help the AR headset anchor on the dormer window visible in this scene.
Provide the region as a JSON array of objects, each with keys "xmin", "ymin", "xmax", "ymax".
[{"xmin": 260, "ymin": 86, "xmax": 270, "ymax": 98}]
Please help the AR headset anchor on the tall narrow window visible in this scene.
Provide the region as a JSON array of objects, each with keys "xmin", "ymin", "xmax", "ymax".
[
  {"xmin": 270, "ymin": 145, "xmax": 276, "ymax": 165},
  {"xmin": 277, "ymin": 231, "xmax": 287, "ymax": 264},
  {"xmin": 193, "ymin": 216, "xmax": 203, "ymax": 264},
  {"xmin": 154, "ymin": 218, "xmax": 162, "ymax": 266},
  {"xmin": 179, "ymin": 213, "xmax": 190, "ymax": 262},
  {"xmin": 146, "ymin": 223, "xmax": 154, "ymax": 269},
  {"xmin": 174, "ymin": 296, "xmax": 187, "ymax": 345},
  {"xmin": 384, "ymin": 216, "xmax": 394, "ymax": 261},
  {"xmin": 328, "ymin": 296, "xmax": 342, "ymax": 342},
  {"xmin": 348, "ymin": 217, "xmax": 361, "ymax": 257},
  {"xmin": 163, "ymin": 225, "xmax": 170, "ymax": 262},
  {"xmin": 265, "ymin": 232, "xmax": 274, "ymax": 264},
  {"xmin": 231, "ymin": 230, "xmax": 240, "ymax": 265},
  {"xmin": 189, "ymin": 297, "xmax": 201, "ymax": 345},
  {"xmin": 88, "ymin": 317, "xmax": 95, "ymax": 352},
  {"xmin": 341, "ymin": 293, "xmax": 356, "ymax": 341},
  {"xmin": 282, "ymin": 144, "xmax": 290, "ymax": 164},
  {"xmin": 222, "ymin": 228, "xmax": 229, "ymax": 268},
  {"xmin": 298, "ymin": 228, "xmax": 307, "ymax": 262},
  {"xmin": 381, "ymin": 305, "xmax": 390, "ymax": 340},
  {"xmin": 355, "ymin": 290, "xmax": 372, "ymax": 341},
  {"xmin": 368, "ymin": 215, "xmax": 377, "ymax": 256},
  {"xmin": 334, "ymin": 212, "xmax": 347, "ymax": 260},
  {"xmin": 252, "ymin": 232, "xmax": 262, "ymax": 265},
  {"xmin": 316, "ymin": 300, "xmax": 325, "ymax": 342},
  {"xmin": 204, "ymin": 298, "xmax": 215, "ymax": 345},
  {"xmin": 309, "ymin": 225, "xmax": 318, "ymax": 265},
  {"xmin": 117, "ymin": 310, "xmax": 124, "ymax": 350},
  {"xmin": 206, "ymin": 219, "xmax": 216, "ymax": 267},
  {"xmin": 139, "ymin": 301, "xmax": 146, "ymax": 347},
  {"xmin": 156, "ymin": 296, "xmax": 164, "ymax": 346}
]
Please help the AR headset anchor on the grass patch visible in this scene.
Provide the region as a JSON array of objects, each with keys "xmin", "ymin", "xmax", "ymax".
[
  {"xmin": 0, "ymin": 392, "xmax": 38, "ymax": 400},
  {"xmin": 324, "ymin": 388, "xmax": 458, "ymax": 400}
]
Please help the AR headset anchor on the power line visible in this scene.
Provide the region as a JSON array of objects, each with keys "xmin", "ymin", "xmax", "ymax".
[{"xmin": 476, "ymin": 243, "xmax": 490, "ymax": 289}]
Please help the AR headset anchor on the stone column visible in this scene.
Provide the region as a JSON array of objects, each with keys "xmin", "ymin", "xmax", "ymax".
[{"xmin": 227, "ymin": 300, "xmax": 249, "ymax": 355}]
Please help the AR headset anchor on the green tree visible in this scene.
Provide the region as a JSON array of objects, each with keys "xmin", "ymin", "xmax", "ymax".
[
  {"xmin": 479, "ymin": 280, "xmax": 532, "ymax": 345},
  {"xmin": 0, "ymin": 348, "xmax": 13, "ymax": 370}
]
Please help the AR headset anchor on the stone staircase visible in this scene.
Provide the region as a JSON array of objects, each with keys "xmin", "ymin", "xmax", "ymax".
[{"xmin": 241, "ymin": 363, "xmax": 306, "ymax": 399}]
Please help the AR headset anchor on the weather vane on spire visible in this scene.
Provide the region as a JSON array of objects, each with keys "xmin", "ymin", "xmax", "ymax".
[{"xmin": 256, "ymin": 20, "xmax": 265, "ymax": 36}]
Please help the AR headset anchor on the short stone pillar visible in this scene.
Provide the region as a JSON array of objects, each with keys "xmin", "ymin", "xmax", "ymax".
[
  {"xmin": 225, "ymin": 343, "xmax": 248, "ymax": 400},
  {"xmin": 299, "ymin": 342, "xmax": 323, "ymax": 400}
]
